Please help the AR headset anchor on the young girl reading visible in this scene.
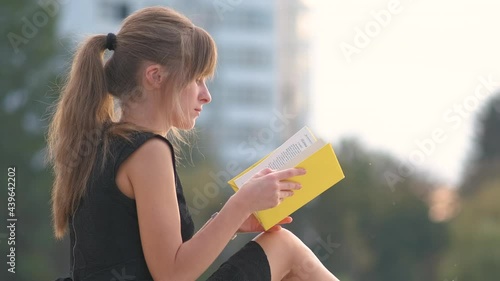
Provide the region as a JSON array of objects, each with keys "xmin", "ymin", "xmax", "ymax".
[{"xmin": 49, "ymin": 6, "xmax": 339, "ymax": 281}]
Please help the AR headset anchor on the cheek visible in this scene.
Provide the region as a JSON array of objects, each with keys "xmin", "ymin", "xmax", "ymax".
[
  {"xmin": 176, "ymin": 97, "xmax": 192, "ymax": 121},
  {"xmin": 182, "ymin": 90, "xmax": 197, "ymax": 107},
  {"xmin": 181, "ymin": 95, "xmax": 191, "ymax": 108}
]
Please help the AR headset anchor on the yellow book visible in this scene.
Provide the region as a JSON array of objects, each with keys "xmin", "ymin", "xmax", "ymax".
[{"xmin": 228, "ymin": 126, "xmax": 345, "ymax": 230}]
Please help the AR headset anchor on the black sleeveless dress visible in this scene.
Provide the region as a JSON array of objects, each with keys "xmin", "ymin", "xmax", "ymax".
[{"xmin": 59, "ymin": 131, "xmax": 270, "ymax": 281}]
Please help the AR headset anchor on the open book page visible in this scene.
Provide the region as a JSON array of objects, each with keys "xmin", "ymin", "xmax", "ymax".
[
  {"xmin": 281, "ymin": 138, "xmax": 327, "ymax": 169},
  {"xmin": 234, "ymin": 126, "xmax": 317, "ymax": 188}
]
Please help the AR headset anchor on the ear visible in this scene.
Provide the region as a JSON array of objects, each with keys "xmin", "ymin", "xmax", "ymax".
[{"xmin": 143, "ymin": 64, "xmax": 167, "ymax": 89}]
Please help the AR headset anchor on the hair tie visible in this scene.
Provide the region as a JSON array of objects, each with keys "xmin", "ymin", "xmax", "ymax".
[{"xmin": 106, "ymin": 33, "xmax": 117, "ymax": 51}]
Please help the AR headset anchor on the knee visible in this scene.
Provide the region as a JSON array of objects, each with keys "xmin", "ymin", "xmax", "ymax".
[
  {"xmin": 257, "ymin": 228, "xmax": 303, "ymax": 250},
  {"xmin": 271, "ymin": 228, "xmax": 299, "ymax": 242}
]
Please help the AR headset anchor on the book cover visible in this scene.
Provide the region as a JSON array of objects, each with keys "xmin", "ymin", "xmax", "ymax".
[{"xmin": 228, "ymin": 127, "xmax": 345, "ymax": 230}]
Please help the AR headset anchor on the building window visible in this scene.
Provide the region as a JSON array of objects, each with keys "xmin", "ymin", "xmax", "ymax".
[
  {"xmin": 224, "ymin": 9, "xmax": 272, "ymax": 30},
  {"xmin": 219, "ymin": 47, "xmax": 271, "ymax": 68},
  {"xmin": 225, "ymin": 85, "xmax": 272, "ymax": 106},
  {"xmin": 101, "ymin": 1, "xmax": 130, "ymax": 22},
  {"xmin": 116, "ymin": 3, "xmax": 130, "ymax": 20}
]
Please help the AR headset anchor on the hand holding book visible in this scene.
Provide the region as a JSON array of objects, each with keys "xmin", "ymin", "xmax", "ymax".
[
  {"xmin": 228, "ymin": 126, "xmax": 345, "ymax": 230},
  {"xmin": 233, "ymin": 167, "xmax": 306, "ymax": 213}
]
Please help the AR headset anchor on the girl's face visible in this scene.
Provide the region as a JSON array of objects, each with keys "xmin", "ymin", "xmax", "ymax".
[{"xmin": 173, "ymin": 78, "xmax": 212, "ymax": 129}]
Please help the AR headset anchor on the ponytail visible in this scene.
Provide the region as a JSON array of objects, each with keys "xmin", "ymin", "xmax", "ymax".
[{"xmin": 47, "ymin": 35, "xmax": 113, "ymax": 239}]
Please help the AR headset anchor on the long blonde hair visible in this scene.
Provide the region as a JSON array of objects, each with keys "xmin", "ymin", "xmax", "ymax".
[{"xmin": 47, "ymin": 6, "xmax": 217, "ymax": 239}]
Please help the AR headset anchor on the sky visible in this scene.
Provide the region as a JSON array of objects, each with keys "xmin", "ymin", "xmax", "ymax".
[{"xmin": 309, "ymin": 0, "xmax": 500, "ymax": 187}]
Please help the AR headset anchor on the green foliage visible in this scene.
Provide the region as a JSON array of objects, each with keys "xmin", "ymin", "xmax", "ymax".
[
  {"xmin": 444, "ymin": 88, "xmax": 500, "ymax": 280},
  {"xmin": 461, "ymin": 94, "xmax": 500, "ymax": 195},
  {"xmin": 1, "ymin": 0, "xmax": 64, "ymax": 280},
  {"xmin": 440, "ymin": 179, "xmax": 500, "ymax": 280},
  {"xmin": 475, "ymin": 94, "xmax": 500, "ymax": 164}
]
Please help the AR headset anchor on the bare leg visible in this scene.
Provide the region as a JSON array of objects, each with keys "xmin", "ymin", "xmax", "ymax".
[{"xmin": 254, "ymin": 229, "xmax": 339, "ymax": 281}]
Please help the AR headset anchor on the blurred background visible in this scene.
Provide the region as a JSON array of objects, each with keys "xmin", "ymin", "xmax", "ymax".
[{"xmin": 1, "ymin": 0, "xmax": 499, "ymax": 280}]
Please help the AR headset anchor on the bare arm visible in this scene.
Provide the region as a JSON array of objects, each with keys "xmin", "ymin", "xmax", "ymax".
[{"xmin": 123, "ymin": 138, "xmax": 304, "ymax": 281}]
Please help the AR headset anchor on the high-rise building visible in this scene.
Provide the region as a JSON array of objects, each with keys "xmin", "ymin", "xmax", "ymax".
[{"xmin": 276, "ymin": 0, "xmax": 311, "ymax": 140}]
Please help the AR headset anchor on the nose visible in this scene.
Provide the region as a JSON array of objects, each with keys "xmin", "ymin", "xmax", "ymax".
[{"xmin": 199, "ymin": 83, "xmax": 212, "ymax": 104}]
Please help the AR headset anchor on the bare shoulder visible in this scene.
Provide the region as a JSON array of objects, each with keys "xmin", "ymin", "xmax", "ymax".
[{"xmin": 116, "ymin": 137, "xmax": 175, "ymax": 199}]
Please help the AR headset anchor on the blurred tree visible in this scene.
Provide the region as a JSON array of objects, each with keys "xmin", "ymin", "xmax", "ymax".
[
  {"xmin": 460, "ymin": 93, "xmax": 500, "ymax": 195},
  {"xmin": 287, "ymin": 138, "xmax": 448, "ymax": 281},
  {"xmin": 441, "ymin": 93, "xmax": 500, "ymax": 280},
  {"xmin": 475, "ymin": 94, "xmax": 500, "ymax": 163},
  {"xmin": 439, "ymin": 179, "xmax": 500, "ymax": 280},
  {"xmin": 0, "ymin": 0, "xmax": 64, "ymax": 280}
]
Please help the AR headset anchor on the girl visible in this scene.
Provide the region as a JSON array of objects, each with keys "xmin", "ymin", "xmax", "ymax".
[{"xmin": 49, "ymin": 6, "xmax": 339, "ymax": 281}]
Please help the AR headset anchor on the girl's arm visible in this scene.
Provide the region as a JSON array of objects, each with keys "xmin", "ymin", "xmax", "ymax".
[{"xmin": 123, "ymin": 138, "xmax": 303, "ymax": 281}]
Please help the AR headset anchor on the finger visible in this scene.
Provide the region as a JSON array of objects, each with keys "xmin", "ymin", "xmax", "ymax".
[
  {"xmin": 266, "ymin": 225, "xmax": 282, "ymax": 232},
  {"xmin": 266, "ymin": 217, "xmax": 293, "ymax": 232},
  {"xmin": 280, "ymin": 190, "xmax": 295, "ymax": 199},
  {"xmin": 273, "ymin": 167, "xmax": 306, "ymax": 181},
  {"xmin": 277, "ymin": 216, "xmax": 293, "ymax": 224},
  {"xmin": 279, "ymin": 180, "xmax": 302, "ymax": 191},
  {"xmin": 254, "ymin": 168, "xmax": 274, "ymax": 178}
]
